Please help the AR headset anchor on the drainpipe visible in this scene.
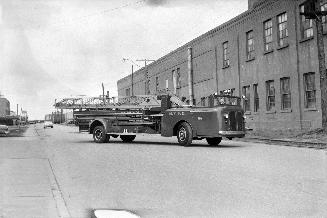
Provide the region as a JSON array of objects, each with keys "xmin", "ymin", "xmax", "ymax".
[
  {"xmin": 215, "ymin": 46, "xmax": 219, "ymax": 94},
  {"xmin": 188, "ymin": 47, "xmax": 194, "ymax": 105},
  {"xmin": 237, "ymin": 34, "xmax": 241, "ymax": 97},
  {"xmin": 131, "ymin": 65, "xmax": 134, "ymax": 96}
]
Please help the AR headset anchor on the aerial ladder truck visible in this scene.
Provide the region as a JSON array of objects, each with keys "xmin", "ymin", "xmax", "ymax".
[{"xmin": 55, "ymin": 94, "xmax": 245, "ymax": 147}]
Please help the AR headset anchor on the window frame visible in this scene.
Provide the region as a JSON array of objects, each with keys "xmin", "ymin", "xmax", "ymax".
[
  {"xmin": 304, "ymin": 72, "xmax": 316, "ymax": 109},
  {"xmin": 280, "ymin": 77, "xmax": 291, "ymax": 110},
  {"xmin": 246, "ymin": 30, "xmax": 255, "ymax": 60},
  {"xmin": 155, "ymin": 76, "xmax": 159, "ymax": 93},
  {"xmin": 125, "ymin": 88, "xmax": 130, "ymax": 97},
  {"xmin": 300, "ymin": 4, "xmax": 314, "ymax": 39},
  {"xmin": 266, "ymin": 80, "xmax": 275, "ymax": 111},
  {"xmin": 242, "ymin": 85, "xmax": 251, "ymax": 112},
  {"xmin": 263, "ymin": 19, "xmax": 273, "ymax": 52},
  {"xmin": 277, "ymin": 12, "xmax": 288, "ymax": 47},
  {"xmin": 253, "ymin": 84, "xmax": 259, "ymax": 112},
  {"xmin": 222, "ymin": 41, "xmax": 230, "ymax": 67},
  {"xmin": 145, "ymin": 80, "xmax": 150, "ymax": 95}
]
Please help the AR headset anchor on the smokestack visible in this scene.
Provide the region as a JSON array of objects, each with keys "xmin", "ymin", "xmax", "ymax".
[{"xmin": 187, "ymin": 47, "xmax": 194, "ymax": 106}]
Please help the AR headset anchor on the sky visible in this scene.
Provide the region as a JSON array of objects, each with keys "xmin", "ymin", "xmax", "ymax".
[{"xmin": 0, "ymin": 0, "xmax": 247, "ymax": 120}]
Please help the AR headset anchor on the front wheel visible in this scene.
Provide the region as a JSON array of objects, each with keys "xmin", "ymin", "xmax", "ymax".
[
  {"xmin": 177, "ymin": 122, "xmax": 193, "ymax": 147},
  {"xmin": 206, "ymin": 137, "xmax": 222, "ymax": 146},
  {"xmin": 120, "ymin": 135, "xmax": 136, "ymax": 143},
  {"xmin": 93, "ymin": 126, "xmax": 109, "ymax": 143}
]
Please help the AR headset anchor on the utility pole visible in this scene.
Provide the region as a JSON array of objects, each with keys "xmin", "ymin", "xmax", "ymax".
[
  {"xmin": 302, "ymin": 0, "xmax": 327, "ymax": 129},
  {"xmin": 102, "ymin": 83, "xmax": 105, "ymax": 105},
  {"xmin": 136, "ymin": 59, "xmax": 156, "ymax": 67},
  {"xmin": 123, "ymin": 58, "xmax": 141, "ymax": 96}
]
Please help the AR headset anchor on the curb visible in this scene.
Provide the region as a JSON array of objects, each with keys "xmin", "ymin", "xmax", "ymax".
[
  {"xmin": 47, "ymin": 159, "xmax": 71, "ymax": 218},
  {"xmin": 239, "ymin": 137, "xmax": 327, "ymax": 150}
]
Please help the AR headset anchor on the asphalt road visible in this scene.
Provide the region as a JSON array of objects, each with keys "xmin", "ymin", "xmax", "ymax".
[{"xmin": 1, "ymin": 124, "xmax": 327, "ymax": 218}]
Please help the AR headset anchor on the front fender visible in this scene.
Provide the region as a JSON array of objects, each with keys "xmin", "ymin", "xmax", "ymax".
[
  {"xmin": 161, "ymin": 114, "xmax": 196, "ymax": 137},
  {"xmin": 89, "ymin": 119, "xmax": 107, "ymax": 134}
]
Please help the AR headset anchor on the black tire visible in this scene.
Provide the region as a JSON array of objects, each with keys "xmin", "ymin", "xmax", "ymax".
[
  {"xmin": 104, "ymin": 135, "xmax": 110, "ymax": 143},
  {"xmin": 206, "ymin": 137, "xmax": 222, "ymax": 146},
  {"xmin": 120, "ymin": 135, "xmax": 136, "ymax": 143},
  {"xmin": 93, "ymin": 126, "xmax": 108, "ymax": 143},
  {"xmin": 177, "ymin": 122, "xmax": 193, "ymax": 146}
]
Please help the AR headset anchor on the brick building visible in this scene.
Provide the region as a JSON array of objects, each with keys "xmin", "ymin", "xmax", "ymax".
[{"xmin": 117, "ymin": 0, "xmax": 327, "ymax": 131}]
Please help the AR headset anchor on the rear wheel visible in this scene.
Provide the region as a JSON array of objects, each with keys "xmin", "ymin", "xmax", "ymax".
[
  {"xmin": 93, "ymin": 126, "xmax": 108, "ymax": 143},
  {"xmin": 177, "ymin": 122, "xmax": 193, "ymax": 147},
  {"xmin": 120, "ymin": 135, "xmax": 136, "ymax": 143},
  {"xmin": 206, "ymin": 137, "xmax": 222, "ymax": 146}
]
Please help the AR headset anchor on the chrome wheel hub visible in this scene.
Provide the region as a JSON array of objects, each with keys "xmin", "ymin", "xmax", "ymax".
[
  {"xmin": 94, "ymin": 129, "xmax": 102, "ymax": 140},
  {"xmin": 178, "ymin": 127, "xmax": 186, "ymax": 141}
]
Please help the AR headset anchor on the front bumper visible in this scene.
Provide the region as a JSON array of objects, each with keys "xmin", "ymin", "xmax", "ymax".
[{"xmin": 219, "ymin": 131, "xmax": 245, "ymax": 137}]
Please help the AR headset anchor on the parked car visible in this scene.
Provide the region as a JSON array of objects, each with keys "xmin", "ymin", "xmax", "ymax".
[
  {"xmin": 44, "ymin": 121, "xmax": 54, "ymax": 128},
  {"xmin": 0, "ymin": 124, "xmax": 10, "ymax": 135}
]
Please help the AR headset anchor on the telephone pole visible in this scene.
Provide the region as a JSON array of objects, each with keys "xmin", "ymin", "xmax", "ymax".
[
  {"xmin": 136, "ymin": 59, "xmax": 156, "ymax": 67},
  {"xmin": 302, "ymin": 0, "xmax": 327, "ymax": 129},
  {"xmin": 102, "ymin": 83, "xmax": 105, "ymax": 104}
]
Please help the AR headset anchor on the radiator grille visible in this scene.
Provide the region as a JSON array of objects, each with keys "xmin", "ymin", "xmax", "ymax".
[{"xmin": 228, "ymin": 111, "xmax": 243, "ymax": 131}]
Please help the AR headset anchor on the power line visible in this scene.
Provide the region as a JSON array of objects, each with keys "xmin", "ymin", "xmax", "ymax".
[{"xmin": 51, "ymin": 0, "xmax": 146, "ymax": 28}]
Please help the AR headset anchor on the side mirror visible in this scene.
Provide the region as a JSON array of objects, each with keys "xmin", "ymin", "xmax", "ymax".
[{"xmin": 92, "ymin": 210, "xmax": 140, "ymax": 218}]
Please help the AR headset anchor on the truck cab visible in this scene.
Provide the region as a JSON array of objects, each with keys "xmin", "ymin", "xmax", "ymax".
[{"xmin": 160, "ymin": 95, "xmax": 245, "ymax": 146}]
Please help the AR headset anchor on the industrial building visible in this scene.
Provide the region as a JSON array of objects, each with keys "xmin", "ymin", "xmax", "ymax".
[
  {"xmin": 117, "ymin": 0, "xmax": 327, "ymax": 131},
  {"xmin": 0, "ymin": 96, "xmax": 10, "ymax": 116}
]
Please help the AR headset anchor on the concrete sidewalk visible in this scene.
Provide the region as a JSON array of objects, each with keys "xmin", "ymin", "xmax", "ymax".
[
  {"xmin": 240, "ymin": 134, "xmax": 327, "ymax": 149},
  {"xmin": 0, "ymin": 158, "xmax": 69, "ymax": 218}
]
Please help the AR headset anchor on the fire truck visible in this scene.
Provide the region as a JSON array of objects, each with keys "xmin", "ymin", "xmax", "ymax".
[{"xmin": 56, "ymin": 94, "xmax": 245, "ymax": 146}]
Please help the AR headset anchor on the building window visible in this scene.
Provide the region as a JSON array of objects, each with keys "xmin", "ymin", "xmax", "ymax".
[
  {"xmin": 200, "ymin": 97, "xmax": 206, "ymax": 106},
  {"xmin": 125, "ymin": 88, "xmax": 130, "ymax": 96},
  {"xmin": 266, "ymin": 80, "xmax": 275, "ymax": 111},
  {"xmin": 246, "ymin": 30, "xmax": 255, "ymax": 60},
  {"xmin": 253, "ymin": 84, "xmax": 259, "ymax": 112},
  {"xmin": 242, "ymin": 85, "xmax": 251, "ymax": 112},
  {"xmin": 277, "ymin": 12, "xmax": 288, "ymax": 47},
  {"xmin": 155, "ymin": 76, "xmax": 159, "ymax": 92},
  {"xmin": 321, "ymin": 0, "xmax": 327, "ymax": 33},
  {"xmin": 264, "ymin": 19, "xmax": 273, "ymax": 52},
  {"xmin": 304, "ymin": 72, "xmax": 316, "ymax": 108},
  {"xmin": 176, "ymin": 68, "xmax": 181, "ymax": 96},
  {"xmin": 145, "ymin": 80, "xmax": 150, "ymax": 95},
  {"xmin": 223, "ymin": 41, "xmax": 230, "ymax": 67},
  {"xmin": 280, "ymin": 77, "xmax": 291, "ymax": 110},
  {"xmin": 300, "ymin": 4, "xmax": 314, "ymax": 39}
]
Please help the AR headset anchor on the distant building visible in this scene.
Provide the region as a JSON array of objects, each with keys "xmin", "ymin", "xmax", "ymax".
[
  {"xmin": 117, "ymin": 0, "xmax": 327, "ymax": 131},
  {"xmin": 0, "ymin": 97, "xmax": 10, "ymax": 116},
  {"xmin": 45, "ymin": 111, "xmax": 65, "ymax": 124}
]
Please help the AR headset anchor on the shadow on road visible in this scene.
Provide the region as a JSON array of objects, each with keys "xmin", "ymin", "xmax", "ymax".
[{"xmin": 72, "ymin": 139, "xmax": 243, "ymax": 148}]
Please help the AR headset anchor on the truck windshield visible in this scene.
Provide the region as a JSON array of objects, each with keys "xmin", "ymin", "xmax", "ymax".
[{"xmin": 212, "ymin": 95, "xmax": 241, "ymax": 106}]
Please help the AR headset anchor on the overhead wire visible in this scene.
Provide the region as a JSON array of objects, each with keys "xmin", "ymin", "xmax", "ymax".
[{"xmin": 49, "ymin": 0, "xmax": 147, "ymax": 29}]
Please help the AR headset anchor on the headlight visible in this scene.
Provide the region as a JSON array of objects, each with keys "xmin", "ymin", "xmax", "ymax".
[{"xmin": 223, "ymin": 113, "xmax": 229, "ymax": 119}]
